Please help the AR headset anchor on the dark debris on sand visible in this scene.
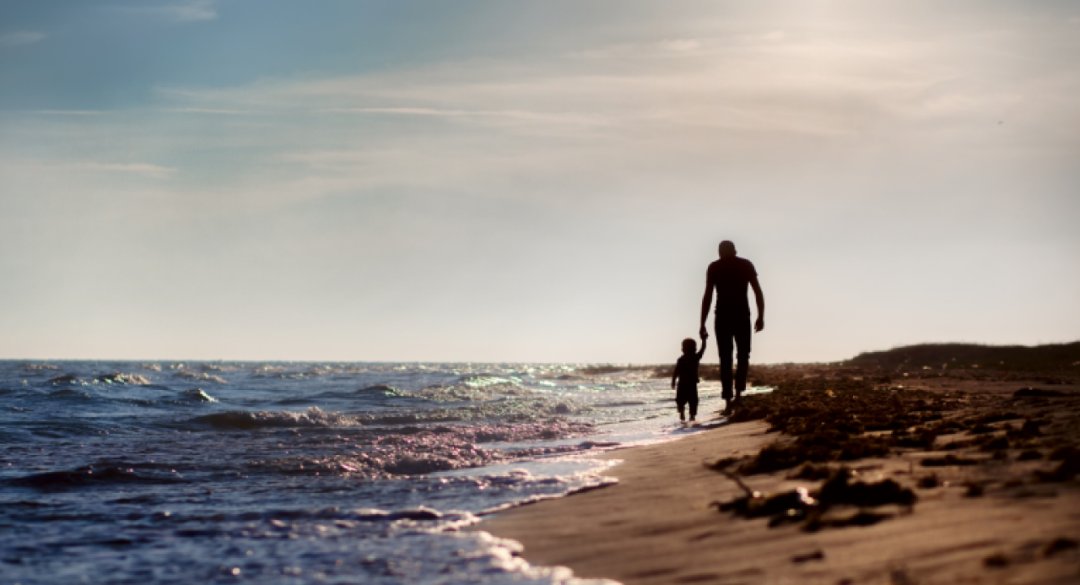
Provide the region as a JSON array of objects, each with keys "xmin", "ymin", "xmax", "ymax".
[
  {"xmin": 704, "ymin": 343, "xmax": 1080, "ymax": 533},
  {"xmin": 720, "ymin": 349, "xmax": 1080, "ymax": 482},
  {"xmin": 724, "ymin": 377, "xmax": 955, "ymax": 475},
  {"xmin": 711, "ymin": 466, "xmax": 916, "ymax": 532}
]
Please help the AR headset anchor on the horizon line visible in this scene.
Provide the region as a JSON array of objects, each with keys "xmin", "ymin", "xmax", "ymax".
[{"xmin": 2, "ymin": 339, "xmax": 1076, "ymax": 367}]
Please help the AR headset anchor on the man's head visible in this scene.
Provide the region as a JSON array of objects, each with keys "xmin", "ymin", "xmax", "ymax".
[{"xmin": 718, "ymin": 240, "xmax": 737, "ymax": 259}]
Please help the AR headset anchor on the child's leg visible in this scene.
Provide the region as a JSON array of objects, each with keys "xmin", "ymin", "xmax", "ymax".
[
  {"xmin": 676, "ymin": 397, "xmax": 686, "ymax": 421},
  {"xmin": 689, "ymin": 397, "xmax": 698, "ymax": 421}
]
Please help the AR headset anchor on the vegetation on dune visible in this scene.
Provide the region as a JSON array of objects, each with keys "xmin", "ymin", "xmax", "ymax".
[
  {"xmin": 846, "ymin": 341, "xmax": 1080, "ymax": 375},
  {"xmin": 651, "ymin": 341, "xmax": 1080, "ymax": 383}
]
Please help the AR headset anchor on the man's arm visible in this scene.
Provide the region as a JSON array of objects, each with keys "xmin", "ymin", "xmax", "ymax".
[
  {"xmin": 750, "ymin": 275, "xmax": 765, "ymax": 332},
  {"xmin": 699, "ymin": 267, "xmax": 713, "ymax": 339}
]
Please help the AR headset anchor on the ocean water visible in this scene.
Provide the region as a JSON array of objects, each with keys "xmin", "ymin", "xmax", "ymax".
[{"xmin": 0, "ymin": 361, "xmax": 740, "ymax": 584}]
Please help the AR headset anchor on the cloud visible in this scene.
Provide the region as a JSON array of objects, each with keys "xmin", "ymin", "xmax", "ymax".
[
  {"xmin": 159, "ymin": 47, "xmax": 931, "ymax": 143},
  {"xmin": 161, "ymin": 107, "xmax": 253, "ymax": 115},
  {"xmin": 576, "ymin": 38, "xmax": 709, "ymax": 60},
  {"xmin": 657, "ymin": 38, "xmax": 703, "ymax": 53},
  {"xmin": 164, "ymin": 0, "xmax": 217, "ymax": 22},
  {"xmin": 5, "ymin": 159, "xmax": 176, "ymax": 180},
  {"xmin": 0, "ymin": 30, "xmax": 46, "ymax": 46},
  {"xmin": 67, "ymin": 161, "xmax": 177, "ymax": 179},
  {"xmin": 321, "ymin": 106, "xmax": 609, "ymax": 128},
  {"xmin": 760, "ymin": 30, "xmax": 786, "ymax": 42},
  {"xmin": 31, "ymin": 109, "xmax": 108, "ymax": 116},
  {"xmin": 15, "ymin": 11, "xmax": 1080, "ymax": 217},
  {"xmin": 118, "ymin": 0, "xmax": 217, "ymax": 24},
  {"xmin": 130, "ymin": 22, "xmax": 1080, "ymax": 215}
]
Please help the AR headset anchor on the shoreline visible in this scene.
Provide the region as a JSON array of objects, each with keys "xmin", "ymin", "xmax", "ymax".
[{"xmin": 479, "ymin": 376, "xmax": 1080, "ymax": 584}]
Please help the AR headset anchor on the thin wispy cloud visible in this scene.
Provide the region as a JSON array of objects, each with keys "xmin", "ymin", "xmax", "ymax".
[
  {"xmin": 117, "ymin": 0, "xmax": 218, "ymax": 24},
  {"xmin": 0, "ymin": 30, "xmax": 46, "ymax": 46},
  {"xmin": 31, "ymin": 109, "xmax": 108, "ymax": 116},
  {"xmin": 68, "ymin": 161, "xmax": 177, "ymax": 179},
  {"xmin": 322, "ymin": 106, "xmax": 609, "ymax": 128},
  {"xmin": 3, "ymin": 158, "xmax": 175, "ymax": 180},
  {"xmin": 126, "ymin": 22, "xmax": 1078, "ymax": 215},
  {"xmin": 156, "ymin": 37, "xmax": 971, "ymax": 143},
  {"xmin": 161, "ymin": 107, "xmax": 254, "ymax": 115}
]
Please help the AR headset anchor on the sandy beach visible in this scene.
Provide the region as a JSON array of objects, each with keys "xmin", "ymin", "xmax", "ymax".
[{"xmin": 480, "ymin": 364, "xmax": 1080, "ymax": 584}]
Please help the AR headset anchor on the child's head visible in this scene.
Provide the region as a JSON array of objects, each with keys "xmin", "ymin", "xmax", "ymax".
[{"xmin": 681, "ymin": 338, "xmax": 697, "ymax": 354}]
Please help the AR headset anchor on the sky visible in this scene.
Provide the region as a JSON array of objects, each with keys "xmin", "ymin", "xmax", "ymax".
[{"xmin": 1, "ymin": 0, "xmax": 1078, "ymax": 363}]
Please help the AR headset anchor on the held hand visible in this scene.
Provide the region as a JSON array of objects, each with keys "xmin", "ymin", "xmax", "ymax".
[
  {"xmin": 755, "ymin": 316, "xmax": 764, "ymax": 332},
  {"xmin": 699, "ymin": 324, "xmax": 709, "ymax": 339}
]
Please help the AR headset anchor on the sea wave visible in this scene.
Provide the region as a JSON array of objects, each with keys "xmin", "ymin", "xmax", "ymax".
[
  {"xmin": 13, "ymin": 419, "xmax": 116, "ymax": 439},
  {"xmin": 172, "ymin": 370, "xmax": 228, "ymax": 384},
  {"xmin": 9, "ymin": 463, "xmax": 186, "ymax": 490},
  {"xmin": 408, "ymin": 379, "xmax": 536, "ymax": 403},
  {"xmin": 20, "ymin": 363, "xmax": 60, "ymax": 373},
  {"xmin": 360, "ymin": 384, "xmax": 400, "ymax": 395},
  {"xmin": 274, "ymin": 385, "xmax": 402, "ymax": 406},
  {"xmin": 96, "ymin": 372, "xmax": 153, "ymax": 385},
  {"xmin": 186, "ymin": 406, "xmax": 359, "ymax": 430},
  {"xmin": 248, "ymin": 363, "xmax": 378, "ymax": 380},
  {"xmin": 147, "ymin": 505, "xmax": 475, "ymax": 526},
  {"xmin": 47, "ymin": 387, "xmax": 93, "ymax": 400},
  {"xmin": 46, "ymin": 372, "xmax": 153, "ymax": 386},
  {"xmin": 246, "ymin": 448, "xmax": 499, "ymax": 478},
  {"xmin": 347, "ymin": 396, "xmax": 585, "ymax": 426},
  {"xmin": 460, "ymin": 374, "xmax": 522, "ymax": 388},
  {"xmin": 242, "ymin": 419, "xmax": 594, "ymax": 479},
  {"xmin": 180, "ymin": 388, "xmax": 218, "ymax": 403}
]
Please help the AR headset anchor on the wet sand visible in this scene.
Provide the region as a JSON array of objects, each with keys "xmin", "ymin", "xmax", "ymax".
[{"xmin": 480, "ymin": 374, "xmax": 1080, "ymax": 584}]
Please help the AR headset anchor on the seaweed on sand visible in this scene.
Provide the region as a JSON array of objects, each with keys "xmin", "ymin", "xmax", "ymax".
[
  {"xmin": 738, "ymin": 433, "xmax": 892, "ymax": 475},
  {"xmin": 711, "ymin": 467, "xmax": 916, "ymax": 531},
  {"xmin": 920, "ymin": 454, "xmax": 981, "ymax": 467},
  {"xmin": 816, "ymin": 468, "xmax": 916, "ymax": 508},
  {"xmin": 727, "ymin": 377, "xmax": 949, "ymax": 475},
  {"xmin": 1034, "ymin": 447, "xmax": 1080, "ymax": 482},
  {"xmin": 729, "ymin": 380, "xmax": 946, "ymax": 436}
]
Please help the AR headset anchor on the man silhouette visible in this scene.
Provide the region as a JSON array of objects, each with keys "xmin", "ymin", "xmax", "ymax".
[{"xmin": 699, "ymin": 240, "xmax": 765, "ymax": 413}]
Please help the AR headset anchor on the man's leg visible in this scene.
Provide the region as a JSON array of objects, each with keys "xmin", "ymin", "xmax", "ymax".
[
  {"xmin": 715, "ymin": 320, "xmax": 734, "ymax": 401},
  {"xmin": 734, "ymin": 314, "xmax": 752, "ymax": 399}
]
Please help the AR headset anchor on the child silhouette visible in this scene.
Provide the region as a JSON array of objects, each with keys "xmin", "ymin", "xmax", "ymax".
[{"xmin": 671, "ymin": 334, "xmax": 707, "ymax": 424}]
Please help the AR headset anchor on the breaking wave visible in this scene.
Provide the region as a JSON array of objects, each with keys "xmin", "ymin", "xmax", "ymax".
[
  {"xmin": 46, "ymin": 372, "xmax": 153, "ymax": 386},
  {"xmin": 186, "ymin": 407, "xmax": 358, "ymax": 430},
  {"xmin": 243, "ymin": 419, "xmax": 596, "ymax": 479},
  {"xmin": 180, "ymin": 388, "xmax": 218, "ymax": 403}
]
